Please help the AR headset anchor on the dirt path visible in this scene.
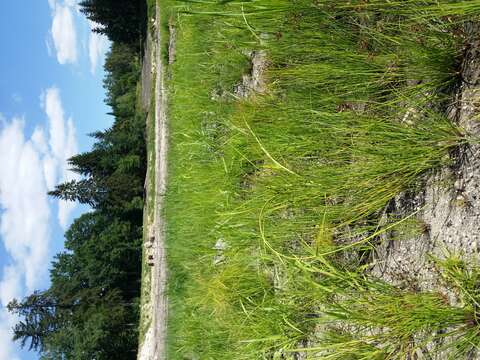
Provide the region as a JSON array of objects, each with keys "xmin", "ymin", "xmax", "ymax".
[
  {"xmin": 138, "ymin": 3, "xmax": 169, "ymax": 359},
  {"xmin": 152, "ymin": 0, "xmax": 169, "ymax": 357}
]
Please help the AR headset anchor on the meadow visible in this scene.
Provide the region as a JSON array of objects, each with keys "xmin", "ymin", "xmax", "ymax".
[{"xmin": 159, "ymin": 1, "xmax": 480, "ymax": 358}]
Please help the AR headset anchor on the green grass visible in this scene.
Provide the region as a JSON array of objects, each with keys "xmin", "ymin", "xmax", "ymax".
[
  {"xmin": 147, "ymin": 0, "xmax": 156, "ymax": 32},
  {"xmin": 137, "ymin": 0, "xmax": 480, "ymax": 358}
]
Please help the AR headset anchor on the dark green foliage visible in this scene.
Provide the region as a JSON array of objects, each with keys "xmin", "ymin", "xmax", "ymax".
[
  {"xmin": 50, "ymin": 44, "xmax": 146, "ymax": 217},
  {"xmin": 7, "ymin": 291, "xmax": 62, "ymax": 352},
  {"xmin": 79, "ymin": 0, "xmax": 146, "ymax": 45},
  {"xmin": 48, "ymin": 179, "xmax": 100, "ymax": 207},
  {"xmin": 104, "ymin": 43, "xmax": 140, "ymax": 110}
]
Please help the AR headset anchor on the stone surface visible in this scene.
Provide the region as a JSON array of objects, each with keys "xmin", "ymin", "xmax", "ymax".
[
  {"xmin": 234, "ymin": 50, "xmax": 268, "ymax": 98},
  {"xmin": 370, "ymin": 24, "xmax": 480, "ymax": 359}
]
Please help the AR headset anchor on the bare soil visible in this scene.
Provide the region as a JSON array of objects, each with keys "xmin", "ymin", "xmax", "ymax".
[{"xmin": 138, "ymin": 3, "xmax": 169, "ymax": 359}]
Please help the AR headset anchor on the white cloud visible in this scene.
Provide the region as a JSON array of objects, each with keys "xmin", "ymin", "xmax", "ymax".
[
  {"xmin": 0, "ymin": 266, "xmax": 22, "ymax": 306},
  {"xmin": 49, "ymin": 2, "xmax": 78, "ymax": 64},
  {"xmin": 44, "ymin": 87, "xmax": 79, "ymax": 229},
  {"xmin": 0, "ymin": 88, "xmax": 80, "ymax": 358},
  {"xmin": 32, "ymin": 127, "xmax": 57, "ymax": 192},
  {"xmin": 0, "ymin": 120, "xmax": 51, "ymax": 358},
  {"xmin": 0, "ymin": 118, "xmax": 51, "ymax": 293},
  {"xmin": 45, "ymin": 87, "xmax": 67, "ymax": 160},
  {"xmin": 65, "ymin": 0, "xmax": 80, "ymax": 12},
  {"xmin": 88, "ymin": 30, "xmax": 109, "ymax": 74},
  {"xmin": 48, "ymin": 0, "xmax": 109, "ymax": 72},
  {"xmin": 0, "ymin": 310, "xmax": 20, "ymax": 360},
  {"xmin": 45, "ymin": 36, "xmax": 54, "ymax": 57},
  {"xmin": 58, "ymin": 118, "xmax": 79, "ymax": 228}
]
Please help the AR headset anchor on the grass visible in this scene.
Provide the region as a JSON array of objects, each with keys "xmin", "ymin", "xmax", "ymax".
[
  {"xmin": 147, "ymin": 0, "xmax": 157, "ymax": 33},
  {"xmin": 304, "ymin": 252, "xmax": 480, "ymax": 358},
  {"xmin": 134, "ymin": 0, "xmax": 480, "ymax": 358}
]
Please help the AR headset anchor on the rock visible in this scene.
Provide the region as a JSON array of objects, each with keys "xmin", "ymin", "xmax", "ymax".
[
  {"xmin": 371, "ymin": 28, "xmax": 480, "ymax": 353},
  {"xmin": 234, "ymin": 50, "xmax": 268, "ymax": 98},
  {"xmin": 213, "ymin": 238, "xmax": 228, "ymax": 251},
  {"xmin": 213, "ymin": 254, "xmax": 225, "ymax": 266},
  {"xmin": 454, "ymin": 178, "xmax": 464, "ymax": 191}
]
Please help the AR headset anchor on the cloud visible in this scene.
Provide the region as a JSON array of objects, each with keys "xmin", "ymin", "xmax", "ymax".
[
  {"xmin": 45, "ymin": 36, "xmax": 54, "ymax": 57},
  {"xmin": 47, "ymin": 0, "xmax": 109, "ymax": 73},
  {"xmin": 88, "ymin": 29, "xmax": 109, "ymax": 74},
  {"xmin": 43, "ymin": 87, "xmax": 80, "ymax": 229},
  {"xmin": 0, "ymin": 88, "xmax": 79, "ymax": 358},
  {"xmin": 58, "ymin": 118, "xmax": 79, "ymax": 228},
  {"xmin": 0, "ymin": 119, "xmax": 52, "ymax": 357},
  {"xmin": 49, "ymin": 1, "xmax": 78, "ymax": 64},
  {"xmin": 0, "ymin": 310, "xmax": 20, "ymax": 360},
  {"xmin": 0, "ymin": 266, "xmax": 23, "ymax": 308},
  {"xmin": 64, "ymin": 0, "xmax": 80, "ymax": 11},
  {"xmin": 0, "ymin": 119, "xmax": 51, "ymax": 292},
  {"xmin": 45, "ymin": 87, "xmax": 68, "ymax": 161}
]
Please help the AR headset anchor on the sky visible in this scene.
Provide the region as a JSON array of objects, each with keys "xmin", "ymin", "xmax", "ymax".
[{"xmin": 0, "ymin": 1, "xmax": 111, "ymax": 359}]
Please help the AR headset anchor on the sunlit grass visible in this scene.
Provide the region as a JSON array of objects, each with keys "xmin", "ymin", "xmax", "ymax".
[{"xmin": 156, "ymin": 0, "xmax": 480, "ymax": 358}]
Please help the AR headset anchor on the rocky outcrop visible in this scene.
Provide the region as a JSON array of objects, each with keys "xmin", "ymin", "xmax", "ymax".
[{"xmin": 234, "ymin": 50, "xmax": 268, "ymax": 98}]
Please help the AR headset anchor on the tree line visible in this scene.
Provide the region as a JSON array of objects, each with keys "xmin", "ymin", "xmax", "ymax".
[{"xmin": 8, "ymin": 1, "xmax": 148, "ymax": 358}]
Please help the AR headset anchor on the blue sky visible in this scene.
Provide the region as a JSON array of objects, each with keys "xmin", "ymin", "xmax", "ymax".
[{"xmin": 0, "ymin": 1, "xmax": 111, "ymax": 359}]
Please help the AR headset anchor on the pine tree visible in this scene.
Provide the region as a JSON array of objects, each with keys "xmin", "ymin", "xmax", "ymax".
[
  {"xmin": 7, "ymin": 291, "xmax": 66, "ymax": 352},
  {"xmin": 48, "ymin": 178, "xmax": 102, "ymax": 207}
]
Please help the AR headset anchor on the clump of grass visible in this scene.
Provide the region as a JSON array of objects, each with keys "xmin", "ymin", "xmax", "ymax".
[
  {"xmin": 240, "ymin": 106, "xmax": 465, "ymax": 228},
  {"xmin": 255, "ymin": 250, "xmax": 480, "ymax": 359},
  {"xmin": 320, "ymin": 0, "xmax": 480, "ymax": 19}
]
